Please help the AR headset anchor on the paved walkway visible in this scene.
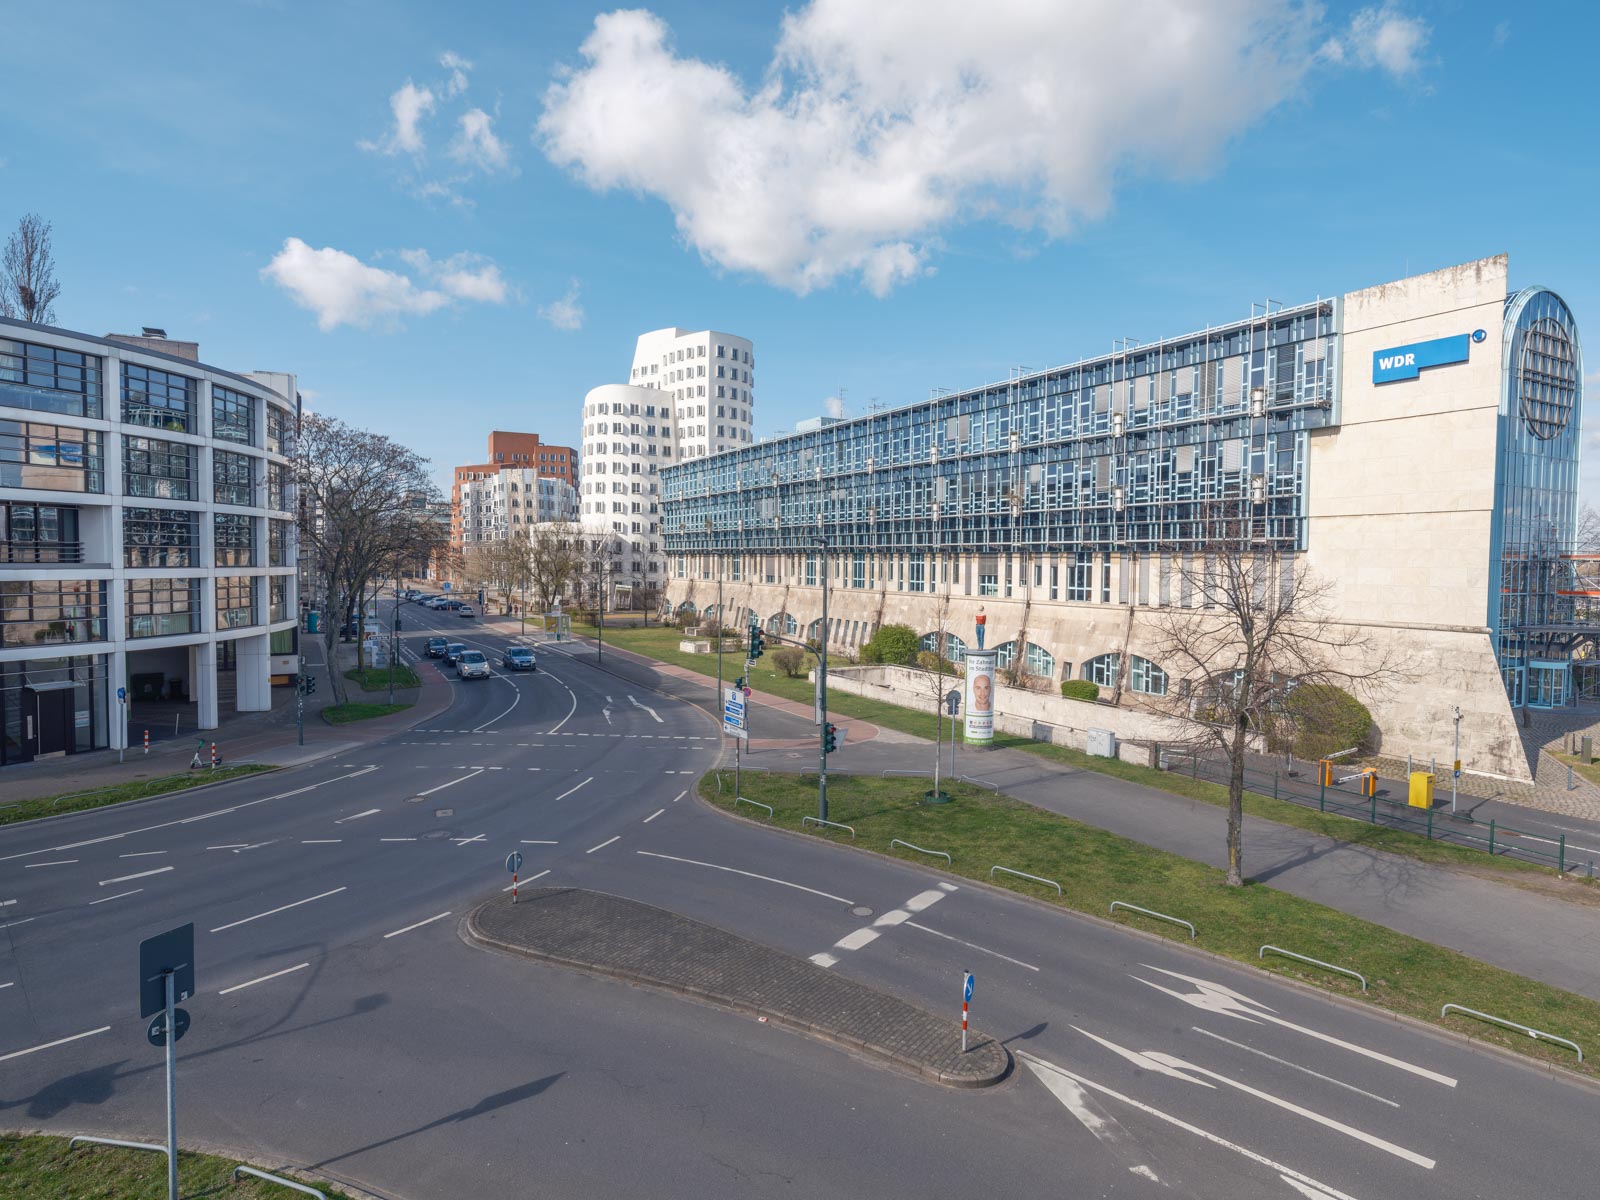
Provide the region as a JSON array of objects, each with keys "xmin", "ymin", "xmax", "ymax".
[{"xmin": 469, "ymin": 887, "xmax": 1009, "ymax": 1087}]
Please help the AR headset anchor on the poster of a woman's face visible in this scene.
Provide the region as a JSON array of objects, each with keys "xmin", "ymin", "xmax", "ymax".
[{"xmin": 972, "ymin": 671, "xmax": 992, "ymax": 711}]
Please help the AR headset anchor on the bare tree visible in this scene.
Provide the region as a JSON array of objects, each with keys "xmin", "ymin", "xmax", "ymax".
[
  {"xmin": 1, "ymin": 213, "xmax": 62, "ymax": 324},
  {"xmin": 1144, "ymin": 520, "xmax": 1404, "ymax": 887},
  {"xmin": 483, "ymin": 531, "xmax": 533, "ymax": 614},
  {"xmin": 527, "ymin": 521, "xmax": 584, "ymax": 614},
  {"xmin": 911, "ymin": 587, "xmax": 960, "ymax": 797},
  {"xmin": 296, "ymin": 415, "xmax": 444, "ymax": 694}
]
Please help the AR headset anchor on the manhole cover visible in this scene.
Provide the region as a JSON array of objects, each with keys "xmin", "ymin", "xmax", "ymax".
[
  {"xmin": 422, "ymin": 829, "xmax": 450, "ymax": 841},
  {"xmin": 851, "ymin": 906, "xmax": 873, "ymax": 918},
  {"xmin": 434, "ymin": 807, "xmax": 454, "ymax": 818}
]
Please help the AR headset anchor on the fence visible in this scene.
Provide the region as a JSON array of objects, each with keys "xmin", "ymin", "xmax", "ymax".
[{"xmin": 1162, "ymin": 751, "xmax": 1584, "ymax": 875}]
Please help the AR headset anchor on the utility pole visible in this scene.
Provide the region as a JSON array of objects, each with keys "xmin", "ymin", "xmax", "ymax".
[
  {"xmin": 1452, "ymin": 705, "xmax": 1462, "ymax": 813},
  {"xmin": 815, "ymin": 535, "xmax": 830, "ymax": 822},
  {"xmin": 295, "ymin": 653, "xmax": 304, "ymax": 746},
  {"xmin": 708, "ymin": 518, "xmax": 724, "ymax": 706},
  {"xmin": 388, "ymin": 567, "xmax": 398, "ymax": 706}
]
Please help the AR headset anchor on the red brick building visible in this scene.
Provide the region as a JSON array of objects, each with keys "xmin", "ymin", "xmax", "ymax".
[{"xmin": 449, "ymin": 431, "xmax": 578, "ymax": 555}]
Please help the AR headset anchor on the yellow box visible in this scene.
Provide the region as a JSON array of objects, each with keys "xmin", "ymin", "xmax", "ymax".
[{"xmin": 1408, "ymin": 771, "xmax": 1435, "ymax": 809}]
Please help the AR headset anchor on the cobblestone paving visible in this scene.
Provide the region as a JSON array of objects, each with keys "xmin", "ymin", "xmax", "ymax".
[{"xmin": 470, "ymin": 888, "xmax": 1009, "ymax": 1088}]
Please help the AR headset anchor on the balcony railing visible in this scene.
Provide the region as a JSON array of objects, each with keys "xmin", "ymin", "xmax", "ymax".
[{"xmin": 0, "ymin": 540, "xmax": 85, "ymax": 564}]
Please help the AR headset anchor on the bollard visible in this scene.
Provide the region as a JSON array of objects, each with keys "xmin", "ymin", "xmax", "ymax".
[
  {"xmin": 1560, "ymin": 835, "xmax": 1566, "ymax": 874},
  {"xmin": 210, "ymin": 742, "xmax": 217, "ymax": 770},
  {"xmin": 1273, "ymin": 771, "xmax": 1279, "ymax": 801},
  {"xmin": 174, "ymin": 713, "xmax": 180, "ymax": 736},
  {"xmin": 1569, "ymin": 765, "xmax": 1576, "ymax": 791},
  {"xmin": 1319, "ymin": 775, "xmax": 1326, "ymax": 812},
  {"xmin": 1489, "ymin": 818, "xmax": 1496, "ymax": 856},
  {"xmin": 143, "ymin": 729, "xmax": 149, "ymax": 755}
]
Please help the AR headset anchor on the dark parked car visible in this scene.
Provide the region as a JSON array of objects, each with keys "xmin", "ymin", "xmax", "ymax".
[
  {"xmin": 444, "ymin": 642, "xmax": 468, "ymax": 664},
  {"xmin": 425, "ymin": 637, "xmax": 449, "ymax": 658},
  {"xmin": 502, "ymin": 647, "xmax": 537, "ymax": 672}
]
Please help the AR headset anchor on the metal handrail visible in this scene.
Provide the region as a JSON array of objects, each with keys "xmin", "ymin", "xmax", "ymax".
[
  {"xmin": 1440, "ymin": 1004, "xmax": 1583, "ymax": 1061},
  {"xmin": 734, "ymin": 796, "xmax": 773, "ymax": 818},
  {"xmin": 991, "ymin": 865, "xmax": 1062, "ymax": 895},
  {"xmin": 70, "ymin": 1135, "xmax": 165, "ymax": 1155},
  {"xmin": 802, "ymin": 815, "xmax": 856, "ymax": 838},
  {"xmin": 958, "ymin": 775, "xmax": 1000, "ymax": 792},
  {"xmin": 889, "ymin": 838, "xmax": 951, "ymax": 864},
  {"xmin": 233, "ymin": 1165, "xmax": 328, "ymax": 1198},
  {"xmin": 1109, "ymin": 900, "xmax": 1195, "ymax": 939},
  {"xmin": 1260, "ymin": 945, "xmax": 1367, "ymax": 992},
  {"xmin": 882, "ymin": 769, "xmax": 931, "ymax": 778}
]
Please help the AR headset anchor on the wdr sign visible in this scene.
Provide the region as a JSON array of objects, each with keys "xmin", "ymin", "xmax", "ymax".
[{"xmin": 1372, "ymin": 331, "xmax": 1480, "ymax": 384}]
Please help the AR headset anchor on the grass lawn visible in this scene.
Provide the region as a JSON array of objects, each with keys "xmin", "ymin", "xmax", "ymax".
[
  {"xmin": 343, "ymin": 663, "xmax": 420, "ymax": 691},
  {"xmin": 706, "ymin": 771, "xmax": 1600, "ymax": 1076},
  {"xmin": 322, "ymin": 701, "xmax": 410, "ymax": 724},
  {"xmin": 0, "ymin": 765, "xmax": 276, "ymax": 827},
  {"xmin": 0, "ymin": 1134, "xmax": 361, "ymax": 1199},
  {"xmin": 573, "ymin": 622, "xmax": 1564, "ymax": 884},
  {"xmin": 1550, "ymin": 751, "xmax": 1600, "ymax": 789}
]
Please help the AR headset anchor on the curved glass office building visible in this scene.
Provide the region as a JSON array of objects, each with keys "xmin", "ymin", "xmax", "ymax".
[{"xmin": 661, "ymin": 256, "xmax": 1585, "ymax": 783}]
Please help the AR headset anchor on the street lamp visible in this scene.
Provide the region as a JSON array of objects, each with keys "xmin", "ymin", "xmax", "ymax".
[
  {"xmin": 707, "ymin": 517, "xmax": 724, "ymax": 708},
  {"xmin": 1452, "ymin": 705, "xmax": 1463, "ymax": 813},
  {"xmin": 814, "ymin": 534, "xmax": 831, "ymax": 822}
]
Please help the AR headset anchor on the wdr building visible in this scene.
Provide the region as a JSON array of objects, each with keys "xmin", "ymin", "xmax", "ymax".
[
  {"xmin": 1, "ymin": 320, "xmax": 299, "ymax": 766},
  {"xmin": 661, "ymin": 257, "xmax": 1584, "ymax": 782}
]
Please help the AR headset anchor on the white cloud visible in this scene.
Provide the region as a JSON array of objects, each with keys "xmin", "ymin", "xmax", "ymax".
[
  {"xmin": 361, "ymin": 80, "xmax": 436, "ymax": 155},
  {"xmin": 441, "ymin": 50, "xmax": 473, "ymax": 97},
  {"xmin": 1322, "ymin": 5, "xmax": 1430, "ymax": 77},
  {"xmin": 451, "ymin": 108, "xmax": 511, "ymax": 172},
  {"xmin": 261, "ymin": 238, "xmax": 509, "ymax": 331},
  {"xmin": 537, "ymin": 280, "xmax": 584, "ymax": 331},
  {"xmin": 540, "ymin": 3, "xmax": 1436, "ymax": 296}
]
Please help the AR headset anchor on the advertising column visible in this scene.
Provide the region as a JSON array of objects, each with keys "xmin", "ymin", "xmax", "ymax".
[{"xmin": 964, "ymin": 609, "xmax": 995, "ymax": 747}]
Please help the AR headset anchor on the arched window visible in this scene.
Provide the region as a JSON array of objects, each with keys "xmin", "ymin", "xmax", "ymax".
[
  {"xmin": 766, "ymin": 612, "xmax": 785, "ymax": 634},
  {"xmin": 994, "ymin": 640, "xmax": 1017, "ymax": 670},
  {"xmin": 1129, "ymin": 655, "xmax": 1168, "ymax": 696},
  {"xmin": 1082, "ymin": 653, "xmax": 1121, "ymax": 687},
  {"xmin": 919, "ymin": 631, "xmax": 969, "ymax": 663},
  {"xmin": 676, "ymin": 601, "xmax": 697, "ymax": 615},
  {"xmin": 807, "ymin": 618, "xmax": 823, "ymax": 641},
  {"xmin": 1024, "ymin": 642, "xmax": 1055, "ymax": 678},
  {"xmin": 784, "ymin": 613, "xmax": 799, "ymax": 637}
]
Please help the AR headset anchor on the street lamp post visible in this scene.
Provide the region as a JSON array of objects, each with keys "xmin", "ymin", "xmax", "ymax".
[
  {"xmin": 388, "ymin": 568, "xmax": 398, "ymax": 706},
  {"xmin": 1452, "ymin": 705, "xmax": 1462, "ymax": 813},
  {"xmin": 707, "ymin": 518, "xmax": 724, "ymax": 709},
  {"xmin": 815, "ymin": 535, "xmax": 830, "ymax": 823}
]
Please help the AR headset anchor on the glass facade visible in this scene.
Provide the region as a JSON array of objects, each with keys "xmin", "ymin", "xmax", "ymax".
[
  {"xmin": 0, "ymin": 578, "xmax": 107, "ymax": 647},
  {"xmin": 212, "ymin": 384, "xmax": 256, "ymax": 444},
  {"xmin": 216, "ymin": 575, "xmax": 256, "ymax": 628},
  {"xmin": 1, "ymin": 337, "xmax": 102, "ymax": 418},
  {"xmin": 123, "ymin": 507, "xmax": 197, "ymax": 567},
  {"xmin": 127, "ymin": 577, "xmax": 202, "ymax": 638},
  {"xmin": 123, "ymin": 435, "xmax": 196, "ymax": 500},
  {"xmin": 0, "ymin": 654, "xmax": 107, "ymax": 765},
  {"xmin": 2, "ymin": 502, "xmax": 82, "ymax": 563},
  {"xmin": 1, "ymin": 420, "xmax": 104, "ymax": 492},
  {"xmin": 213, "ymin": 449, "xmax": 254, "ymax": 506},
  {"xmin": 121, "ymin": 362, "xmax": 196, "ymax": 432},
  {"xmin": 214, "ymin": 512, "xmax": 254, "ymax": 566}
]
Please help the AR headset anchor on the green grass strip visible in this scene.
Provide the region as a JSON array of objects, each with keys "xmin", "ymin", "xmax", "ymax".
[
  {"xmin": 703, "ymin": 771, "xmax": 1599, "ymax": 1075},
  {"xmin": 0, "ymin": 1134, "xmax": 362, "ymax": 1199},
  {"xmin": 344, "ymin": 664, "xmax": 420, "ymax": 691},
  {"xmin": 322, "ymin": 701, "xmax": 410, "ymax": 725},
  {"xmin": 0, "ymin": 765, "xmax": 276, "ymax": 827}
]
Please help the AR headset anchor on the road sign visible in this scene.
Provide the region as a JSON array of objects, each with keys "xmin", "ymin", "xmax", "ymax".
[
  {"xmin": 442, "ymin": 581, "xmax": 452, "ymax": 591},
  {"xmin": 945, "ymin": 688, "xmax": 961, "ymax": 716},
  {"xmin": 723, "ymin": 687, "xmax": 749, "ymax": 741},
  {"xmin": 117, "ymin": 686, "xmax": 126, "ymax": 701},
  {"xmin": 506, "ymin": 851, "xmax": 523, "ymax": 874},
  {"xmin": 146, "ymin": 1007, "xmax": 191, "ymax": 1047},
  {"xmin": 964, "ymin": 972, "xmax": 976, "ymax": 1002},
  {"xmin": 139, "ymin": 924, "xmax": 195, "ymax": 1018}
]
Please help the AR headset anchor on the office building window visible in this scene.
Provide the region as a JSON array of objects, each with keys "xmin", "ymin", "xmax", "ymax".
[
  {"xmin": 1082, "ymin": 653, "xmax": 1121, "ymax": 688},
  {"xmin": 979, "ymin": 572, "xmax": 998, "ymax": 597},
  {"xmin": 214, "ymin": 450, "xmax": 254, "ymax": 506},
  {"xmin": 121, "ymin": 363, "xmax": 195, "ymax": 432},
  {"xmin": 268, "ymin": 519, "xmax": 291, "ymax": 567},
  {"xmin": 123, "ymin": 435, "xmax": 194, "ymax": 500},
  {"xmin": 265, "ymin": 404, "xmax": 291, "ymax": 455},
  {"xmin": 216, "ymin": 575, "xmax": 256, "ymax": 628},
  {"xmin": 1, "ymin": 420, "xmax": 104, "ymax": 493},
  {"xmin": 0, "ymin": 337, "xmax": 102, "ymax": 418},
  {"xmin": 126, "ymin": 577, "xmax": 201, "ymax": 638},
  {"xmin": 214, "ymin": 512, "xmax": 255, "ymax": 566},
  {"xmin": 2, "ymin": 502, "xmax": 82, "ymax": 564},
  {"xmin": 123, "ymin": 507, "xmax": 197, "ymax": 567},
  {"xmin": 1129, "ymin": 655, "xmax": 1169, "ymax": 696},
  {"xmin": 1, "ymin": 578, "xmax": 107, "ymax": 646},
  {"xmin": 212, "ymin": 385, "xmax": 256, "ymax": 444},
  {"xmin": 269, "ymin": 575, "xmax": 289, "ymax": 622}
]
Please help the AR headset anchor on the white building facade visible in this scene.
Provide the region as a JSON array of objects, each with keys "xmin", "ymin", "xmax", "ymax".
[
  {"xmin": 458, "ymin": 468, "xmax": 578, "ymax": 546},
  {"xmin": 1, "ymin": 319, "xmax": 299, "ymax": 766},
  {"xmin": 580, "ymin": 327, "xmax": 754, "ymax": 604}
]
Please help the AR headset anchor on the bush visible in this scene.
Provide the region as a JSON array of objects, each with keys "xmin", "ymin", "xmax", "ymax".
[
  {"xmin": 1285, "ymin": 684, "xmax": 1373, "ymax": 760},
  {"xmin": 861, "ymin": 623, "xmax": 920, "ymax": 666},
  {"xmin": 1061, "ymin": 679, "xmax": 1099, "ymax": 702},
  {"xmin": 915, "ymin": 650, "xmax": 963, "ymax": 676},
  {"xmin": 770, "ymin": 646, "xmax": 807, "ymax": 678}
]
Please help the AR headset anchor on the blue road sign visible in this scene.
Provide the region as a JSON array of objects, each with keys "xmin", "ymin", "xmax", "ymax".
[
  {"xmin": 506, "ymin": 851, "xmax": 523, "ymax": 874},
  {"xmin": 963, "ymin": 972, "xmax": 975, "ymax": 1003},
  {"xmin": 117, "ymin": 686, "xmax": 126, "ymax": 701},
  {"xmin": 442, "ymin": 581, "xmax": 452, "ymax": 591}
]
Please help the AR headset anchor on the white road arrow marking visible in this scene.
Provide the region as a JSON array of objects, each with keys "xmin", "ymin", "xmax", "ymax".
[
  {"xmin": 1023, "ymin": 1057, "xmax": 1163, "ymax": 1185},
  {"xmin": 628, "ymin": 695, "xmax": 664, "ymax": 723}
]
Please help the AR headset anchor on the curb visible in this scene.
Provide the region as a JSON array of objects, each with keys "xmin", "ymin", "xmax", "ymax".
[
  {"xmin": 463, "ymin": 898, "xmax": 1010, "ymax": 1090},
  {"xmin": 0, "ymin": 765, "xmax": 285, "ymax": 832},
  {"xmin": 688, "ymin": 770, "xmax": 1600, "ymax": 1096}
]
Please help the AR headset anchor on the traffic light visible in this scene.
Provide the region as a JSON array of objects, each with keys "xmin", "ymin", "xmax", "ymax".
[
  {"xmin": 749, "ymin": 628, "xmax": 766, "ymax": 659},
  {"xmin": 299, "ymin": 674, "xmax": 317, "ymax": 696},
  {"xmin": 822, "ymin": 723, "xmax": 838, "ymax": 754}
]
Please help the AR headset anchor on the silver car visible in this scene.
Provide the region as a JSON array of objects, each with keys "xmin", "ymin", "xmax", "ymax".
[{"xmin": 456, "ymin": 650, "xmax": 490, "ymax": 679}]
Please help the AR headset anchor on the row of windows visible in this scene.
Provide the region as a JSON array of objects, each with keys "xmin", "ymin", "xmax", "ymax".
[
  {"xmin": 1, "ymin": 502, "xmax": 81, "ymax": 563},
  {"xmin": 0, "ymin": 578, "xmax": 107, "ymax": 647},
  {"xmin": 124, "ymin": 576, "xmax": 285, "ymax": 637},
  {"xmin": 1, "ymin": 337, "xmax": 102, "ymax": 418}
]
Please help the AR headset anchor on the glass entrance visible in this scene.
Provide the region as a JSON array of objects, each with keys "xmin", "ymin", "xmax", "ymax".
[{"xmin": 1527, "ymin": 663, "xmax": 1571, "ymax": 709}]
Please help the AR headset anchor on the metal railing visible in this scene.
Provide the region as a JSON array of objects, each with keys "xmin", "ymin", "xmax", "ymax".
[
  {"xmin": 70, "ymin": 1134, "xmax": 165, "ymax": 1155},
  {"xmin": 991, "ymin": 865, "xmax": 1062, "ymax": 895},
  {"xmin": 233, "ymin": 1165, "xmax": 328, "ymax": 1198},
  {"xmin": 1259, "ymin": 945, "xmax": 1367, "ymax": 991},
  {"xmin": 802, "ymin": 815, "xmax": 856, "ymax": 837},
  {"xmin": 889, "ymin": 838, "xmax": 951, "ymax": 864},
  {"xmin": 1439, "ymin": 1004, "xmax": 1583, "ymax": 1061},
  {"xmin": 958, "ymin": 775, "xmax": 1001, "ymax": 791},
  {"xmin": 1109, "ymin": 900, "xmax": 1195, "ymax": 939},
  {"xmin": 0, "ymin": 540, "xmax": 85, "ymax": 563},
  {"xmin": 882, "ymin": 769, "xmax": 931, "ymax": 779},
  {"xmin": 734, "ymin": 796, "xmax": 773, "ymax": 819}
]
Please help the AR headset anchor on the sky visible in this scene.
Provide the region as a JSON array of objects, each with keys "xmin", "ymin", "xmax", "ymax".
[{"xmin": 2, "ymin": 1, "xmax": 1597, "ymax": 499}]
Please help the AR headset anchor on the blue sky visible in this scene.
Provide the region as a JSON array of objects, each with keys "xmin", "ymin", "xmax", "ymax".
[{"xmin": 2, "ymin": 1, "xmax": 1596, "ymax": 498}]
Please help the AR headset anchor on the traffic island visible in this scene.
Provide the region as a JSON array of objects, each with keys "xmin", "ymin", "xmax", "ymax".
[{"xmin": 467, "ymin": 888, "xmax": 1010, "ymax": 1088}]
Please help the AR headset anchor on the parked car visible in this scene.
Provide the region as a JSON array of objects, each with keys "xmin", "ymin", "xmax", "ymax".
[
  {"xmin": 457, "ymin": 604, "xmax": 476, "ymax": 618},
  {"xmin": 338, "ymin": 620, "xmax": 358, "ymax": 638},
  {"xmin": 502, "ymin": 647, "xmax": 537, "ymax": 672},
  {"xmin": 456, "ymin": 650, "xmax": 490, "ymax": 679},
  {"xmin": 444, "ymin": 642, "xmax": 468, "ymax": 664},
  {"xmin": 425, "ymin": 637, "xmax": 449, "ymax": 658}
]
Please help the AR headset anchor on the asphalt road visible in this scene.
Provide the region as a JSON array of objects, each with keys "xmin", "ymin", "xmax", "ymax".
[{"xmin": 3, "ymin": 599, "xmax": 1597, "ymax": 1200}]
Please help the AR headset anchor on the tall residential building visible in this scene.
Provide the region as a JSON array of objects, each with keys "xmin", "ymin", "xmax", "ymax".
[
  {"xmin": 660, "ymin": 256, "xmax": 1585, "ymax": 784},
  {"xmin": 449, "ymin": 430, "xmax": 577, "ymax": 556},
  {"xmin": 2, "ymin": 318, "xmax": 300, "ymax": 767},
  {"xmin": 581, "ymin": 328, "xmax": 754, "ymax": 605},
  {"xmin": 459, "ymin": 469, "xmax": 578, "ymax": 546}
]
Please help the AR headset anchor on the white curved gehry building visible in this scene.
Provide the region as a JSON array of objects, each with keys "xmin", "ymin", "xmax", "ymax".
[{"xmin": 580, "ymin": 328, "xmax": 754, "ymax": 605}]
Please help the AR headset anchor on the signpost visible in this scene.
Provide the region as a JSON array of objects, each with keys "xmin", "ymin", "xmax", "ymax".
[
  {"xmin": 725, "ymin": 686, "xmax": 750, "ymax": 799},
  {"xmin": 139, "ymin": 923, "xmax": 194, "ymax": 1200},
  {"xmin": 961, "ymin": 971, "xmax": 975, "ymax": 1053},
  {"xmin": 507, "ymin": 850, "xmax": 523, "ymax": 903},
  {"xmin": 117, "ymin": 686, "xmax": 127, "ymax": 763}
]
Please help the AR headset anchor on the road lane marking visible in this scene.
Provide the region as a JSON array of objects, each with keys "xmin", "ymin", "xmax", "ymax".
[
  {"xmin": 119, "ymin": 851, "xmax": 167, "ymax": 858},
  {"xmin": 1191, "ymin": 1028, "xmax": 1399, "ymax": 1108},
  {"xmin": 553, "ymin": 777, "xmax": 594, "ymax": 802},
  {"xmin": 643, "ymin": 809, "xmax": 665, "ymax": 823},
  {"xmin": 207, "ymin": 844, "xmax": 250, "ymax": 850},
  {"xmin": 380, "ymin": 838, "xmax": 417, "ymax": 842},
  {"xmin": 1026, "ymin": 1063, "xmax": 1160, "ymax": 1184},
  {"xmin": 0, "ymin": 982, "xmax": 11, "ymax": 989},
  {"xmin": 901, "ymin": 921, "xmax": 1042, "ymax": 970},
  {"xmin": 672, "ymin": 790, "xmax": 686, "ymax": 803},
  {"xmin": 25, "ymin": 860, "xmax": 78, "ymax": 868},
  {"xmin": 99, "ymin": 867, "xmax": 173, "ymax": 886},
  {"xmin": 384, "ymin": 911, "xmax": 454, "ymax": 938},
  {"xmin": 903, "ymin": 889, "xmax": 947, "ymax": 912},
  {"xmin": 452, "ymin": 834, "xmax": 488, "ymax": 847},
  {"xmin": 520, "ymin": 840, "xmax": 559, "ymax": 844},
  {"xmin": 0, "ymin": 1026, "xmax": 112, "ymax": 1063},
  {"xmin": 873, "ymin": 909, "xmax": 911, "ymax": 927},
  {"xmin": 472, "ymin": 676, "xmax": 522, "ymax": 732},
  {"xmin": 635, "ymin": 851, "xmax": 853, "ymax": 905},
  {"xmin": 335, "ymin": 808, "xmax": 381, "ymax": 824},
  {"xmin": 218, "ymin": 962, "xmax": 310, "ymax": 995},
  {"xmin": 834, "ymin": 928, "xmax": 880, "ymax": 951},
  {"xmin": 302, "ymin": 839, "xmax": 342, "ymax": 844},
  {"xmin": 90, "ymin": 889, "xmax": 143, "ymax": 904},
  {"xmin": 1020, "ymin": 1053, "xmax": 1366, "ymax": 1200},
  {"xmin": 545, "ymin": 672, "xmax": 579, "ymax": 734},
  {"xmin": 809, "ymin": 953, "xmax": 839, "ymax": 968},
  {"xmin": 503, "ymin": 869, "xmax": 549, "ymax": 892},
  {"xmin": 0, "ymin": 899, "xmax": 13, "ymax": 907},
  {"xmin": 586, "ymin": 836, "xmax": 620, "ymax": 854},
  {"xmin": 210, "ymin": 886, "xmax": 348, "ymax": 933},
  {"xmin": 0, "ymin": 918, "xmax": 35, "ymax": 929},
  {"xmin": 415, "ymin": 770, "xmax": 484, "ymax": 798},
  {"xmin": 629, "ymin": 695, "xmax": 664, "ymax": 723}
]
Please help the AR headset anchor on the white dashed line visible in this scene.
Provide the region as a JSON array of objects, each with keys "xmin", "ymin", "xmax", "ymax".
[
  {"xmin": 218, "ymin": 962, "xmax": 310, "ymax": 995},
  {"xmin": 334, "ymin": 808, "xmax": 380, "ymax": 824},
  {"xmin": 903, "ymin": 921, "xmax": 1040, "ymax": 971},
  {"xmin": 24, "ymin": 860, "xmax": 78, "ymax": 868},
  {"xmin": 0, "ymin": 1026, "xmax": 111, "ymax": 1063},
  {"xmin": 99, "ymin": 867, "xmax": 173, "ymax": 886},
  {"xmin": 301, "ymin": 839, "xmax": 341, "ymax": 845},
  {"xmin": 553, "ymin": 777, "xmax": 594, "ymax": 802},
  {"xmin": 834, "ymin": 928, "xmax": 880, "ymax": 951},
  {"xmin": 380, "ymin": 838, "xmax": 417, "ymax": 843},
  {"xmin": 503, "ymin": 869, "xmax": 550, "ymax": 892},
  {"xmin": 90, "ymin": 889, "xmax": 143, "ymax": 905},
  {"xmin": 210, "ymin": 886, "xmax": 347, "ymax": 934},
  {"xmin": 119, "ymin": 851, "xmax": 167, "ymax": 858},
  {"xmin": 416, "ymin": 770, "xmax": 483, "ymax": 798},
  {"xmin": 384, "ymin": 911, "xmax": 453, "ymax": 939},
  {"xmin": 643, "ymin": 809, "xmax": 664, "ymax": 824},
  {"xmin": 586, "ymin": 836, "xmax": 620, "ymax": 854},
  {"xmin": 672, "ymin": 790, "xmax": 687, "ymax": 802},
  {"xmin": 809, "ymin": 953, "xmax": 839, "ymax": 968},
  {"xmin": 520, "ymin": 840, "xmax": 558, "ymax": 845}
]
